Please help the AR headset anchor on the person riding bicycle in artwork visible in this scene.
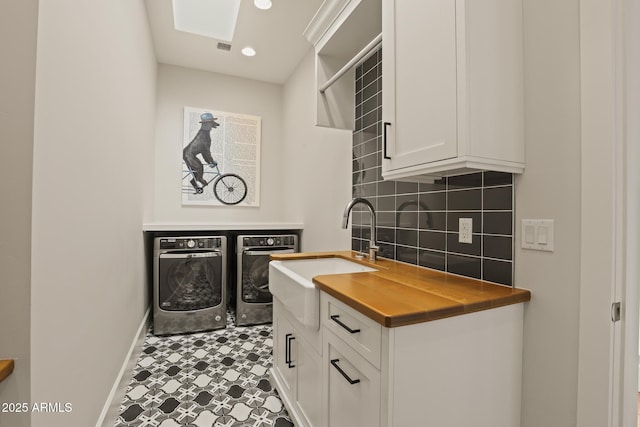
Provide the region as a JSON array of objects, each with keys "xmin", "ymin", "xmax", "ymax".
[
  {"xmin": 183, "ymin": 112, "xmax": 219, "ymax": 192},
  {"xmin": 181, "ymin": 111, "xmax": 248, "ymax": 205}
]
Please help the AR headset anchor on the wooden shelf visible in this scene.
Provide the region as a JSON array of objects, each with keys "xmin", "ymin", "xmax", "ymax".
[{"xmin": 0, "ymin": 359, "xmax": 15, "ymax": 383}]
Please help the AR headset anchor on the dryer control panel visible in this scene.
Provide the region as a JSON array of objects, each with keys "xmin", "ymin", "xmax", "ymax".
[
  {"xmin": 159, "ymin": 237, "xmax": 223, "ymax": 250},
  {"xmin": 241, "ymin": 235, "xmax": 296, "ymax": 247}
]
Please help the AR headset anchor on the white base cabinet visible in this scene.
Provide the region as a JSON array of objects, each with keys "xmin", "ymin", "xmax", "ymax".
[
  {"xmin": 271, "ymin": 298, "xmax": 322, "ymax": 427},
  {"xmin": 272, "ymin": 293, "xmax": 525, "ymax": 427},
  {"xmin": 321, "ymin": 294, "xmax": 524, "ymax": 427},
  {"xmin": 325, "ymin": 329, "xmax": 381, "ymax": 427}
]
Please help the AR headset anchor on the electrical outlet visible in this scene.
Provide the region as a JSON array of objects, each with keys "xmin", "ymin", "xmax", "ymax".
[{"xmin": 459, "ymin": 218, "xmax": 473, "ymax": 244}]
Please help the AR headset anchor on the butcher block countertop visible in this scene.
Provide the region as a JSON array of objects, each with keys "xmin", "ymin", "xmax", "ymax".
[
  {"xmin": 0, "ymin": 359, "xmax": 14, "ymax": 384},
  {"xmin": 270, "ymin": 251, "xmax": 531, "ymax": 328}
]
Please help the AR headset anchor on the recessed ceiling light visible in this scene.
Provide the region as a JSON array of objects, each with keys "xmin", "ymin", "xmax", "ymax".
[
  {"xmin": 254, "ymin": 0, "xmax": 272, "ymax": 10},
  {"xmin": 241, "ymin": 47, "xmax": 256, "ymax": 57}
]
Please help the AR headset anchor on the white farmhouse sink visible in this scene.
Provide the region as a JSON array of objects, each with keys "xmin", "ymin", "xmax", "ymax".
[{"xmin": 269, "ymin": 258, "xmax": 377, "ymax": 330}]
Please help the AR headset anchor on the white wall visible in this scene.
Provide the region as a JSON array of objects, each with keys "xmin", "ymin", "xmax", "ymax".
[
  {"xmin": 281, "ymin": 51, "xmax": 353, "ymax": 251},
  {"xmin": 516, "ymin": 0, "xmax": 582, "ymax": 425},
  {"xmin": 30, "ymin": 1, "xmax": 157, "ymax": 426},
  {"xmin": 152, "ymin": 64, "xmax": 285, "ymax": 225},
  {"xmin": 151, "ymin": 56, "xmax": 352, "ymax": 250},
  {"xmin": 0, "ymin": 1, "xmax": 38, "ymax": 426}
]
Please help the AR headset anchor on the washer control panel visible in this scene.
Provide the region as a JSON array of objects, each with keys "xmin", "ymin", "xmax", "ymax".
[{"xmin": 159, "ymin": 237, "xmax": 223, "ymax": 250}]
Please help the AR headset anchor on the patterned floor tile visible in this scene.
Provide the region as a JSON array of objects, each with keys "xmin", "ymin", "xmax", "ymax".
[{"xmin": 115, "ymin": 311, "xmax": 289, "ymax": 427}]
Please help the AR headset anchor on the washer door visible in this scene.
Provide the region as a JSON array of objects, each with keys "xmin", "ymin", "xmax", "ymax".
[
  {"xmin": 158, "ymin": 251, "xmax": 222, "ymax": 311},
  {"xmin": 241, "ymin": 248, "xmax": 294, "ymax": 303}
]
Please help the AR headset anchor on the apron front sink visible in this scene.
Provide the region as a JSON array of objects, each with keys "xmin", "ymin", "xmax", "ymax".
[{"xmin": 269, "ymin": 257, "xmax": 377, "ymax": 330}]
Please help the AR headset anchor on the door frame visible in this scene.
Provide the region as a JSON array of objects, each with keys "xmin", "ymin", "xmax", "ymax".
[
  {"xmin": 577, "ymin": 0, "xmax": 640, "ymax": 425},
  {"xmin": 618, "ymin": 0, "xmax": 640, "ymax": 424}
]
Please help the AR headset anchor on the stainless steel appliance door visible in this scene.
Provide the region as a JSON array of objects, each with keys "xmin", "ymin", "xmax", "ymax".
[
  {"xmin": 241, "ymin": 248, "xmax": 294, "ymax": 303},
  {"xmin": 158, "ymin": 251, "xmax": 222, "ymax": 311}
]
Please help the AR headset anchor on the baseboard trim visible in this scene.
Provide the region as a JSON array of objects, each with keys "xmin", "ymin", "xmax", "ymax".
[{"xmin": 95, "ymin": 307, "xmax": 150, "ymax": 427}]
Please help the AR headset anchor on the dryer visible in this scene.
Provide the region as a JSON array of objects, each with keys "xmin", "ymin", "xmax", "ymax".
[
  {"xmin": 153, "ymin": 236, "xmax": 226, "ymax": 335},
  {"xmin": 236, "ymin": 234, "xmax": 298, "ymax": 326}
]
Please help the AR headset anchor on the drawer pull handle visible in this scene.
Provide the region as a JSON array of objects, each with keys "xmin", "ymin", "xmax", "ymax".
[
  {"xmin": 330, "ymin": 359, "xmax": 361, "ymax": 385},
  {"xmin": 285, "ymin": 334, "xmax": 295, "ymax": 368},
  {"xmin": 330, "ymin": 315, "xmax": 360, "ymax": 334}
]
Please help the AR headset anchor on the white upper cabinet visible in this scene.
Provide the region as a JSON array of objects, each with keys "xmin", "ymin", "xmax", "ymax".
[{"xmin": 382, "ymin": 0, "xmax": 524, "ymax": 180}]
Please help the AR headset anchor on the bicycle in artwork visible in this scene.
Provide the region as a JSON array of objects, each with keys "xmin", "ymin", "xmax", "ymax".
[{"xmin": 182, "ymin": 161, "xmax": 248, "ymax": 206}]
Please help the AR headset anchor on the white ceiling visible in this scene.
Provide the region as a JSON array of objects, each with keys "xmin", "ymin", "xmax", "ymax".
[{"xmin": 145, "ymin": 0, "xmax": 324, "ymax": 84}]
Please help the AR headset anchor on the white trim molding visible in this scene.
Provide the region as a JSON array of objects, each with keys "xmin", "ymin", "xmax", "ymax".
[
  {"xmin": 95, "ymin": 308, "xmax": 150, "ymax": 427},
  {"xmin": 303, "ymin": 0, "xmax": 354, "ymax": 46}
]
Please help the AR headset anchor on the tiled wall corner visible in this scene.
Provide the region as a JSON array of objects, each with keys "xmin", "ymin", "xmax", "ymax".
[{"xmin": 352, "ymin": 49, "xmax": 514, "ymax": 286}]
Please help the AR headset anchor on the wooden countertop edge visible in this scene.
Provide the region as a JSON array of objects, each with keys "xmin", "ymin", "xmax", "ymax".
[
  {"xmin": 0, "ymin": 359, "xmax": 15, "ymax": 383},
  {"xmin": 318, "ymin": 284, "xmax": 531, "ymax": 328},
  {"xmin": 320, "ymin": 286, "xmax": 468, "ymax": 327},
  {"xmin": 272, "ymin": 251, "xmax": 531, "ymax": 327}
]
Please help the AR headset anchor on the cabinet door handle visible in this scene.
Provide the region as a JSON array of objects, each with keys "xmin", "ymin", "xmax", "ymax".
[
  {"xmin": 383, "ymin": 122, "xmax": 391, "ymax": 159},
  {"xmin": 330, "ymin": 315, "xmax": 361, "ymax": 334},
  {"xmin": 285, "ymin": 334, "xmax": 295, "ymax": 368},
  {"xmin": 330, "ymin": 359, "xmax": 361, "ymax": 385}
]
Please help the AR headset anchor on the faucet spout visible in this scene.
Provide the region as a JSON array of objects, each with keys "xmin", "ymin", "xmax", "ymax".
[{"xmin": 341, "ymin": 197, "xmax": 378, "ymax": 260}]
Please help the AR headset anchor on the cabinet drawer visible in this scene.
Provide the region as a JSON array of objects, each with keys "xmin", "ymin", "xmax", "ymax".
[
  {"xmin": 322, "ymin": 294, "xmax": 382, "ymax": 369},
  {"xmin": 326, "ymin": 329, "xmax": 381, "ymax": 427}
]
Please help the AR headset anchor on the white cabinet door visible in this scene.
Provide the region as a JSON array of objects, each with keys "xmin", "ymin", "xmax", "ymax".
[
  {"xmin": 295, "ymin": 337, "xmax": 323, "ymax": 427},
  {"xmin": 381, "ymin": 0, "xmax": 524, "ymax": 179},
  {"xmin": 382, "ymin": 0, "xmax": 458, "ymax": 172},
  {"xmin": 272, "ymin": 300, "xmax": 323, "ymax": 427},
  {"xmin": 326, "ymin": 330, "xmax": 380, "ymax": 427},
  {"xmin": 273, "ymin": 308, "xmax": 296, "ymax": 397}
]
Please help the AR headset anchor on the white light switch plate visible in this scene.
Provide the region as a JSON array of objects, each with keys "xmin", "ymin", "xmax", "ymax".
[{"xmin": 521, "ymin": 219, "xmax": 554, "ymax": 252}]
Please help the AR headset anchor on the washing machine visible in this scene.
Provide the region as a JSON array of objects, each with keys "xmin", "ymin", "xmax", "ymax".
[
  {"xmin": 236, "ymin": 234, "xmax": 298, "ymax": 326},
  {"xmin": 153, "ymin": 236, "xmax": 226, "ymax": 335}
]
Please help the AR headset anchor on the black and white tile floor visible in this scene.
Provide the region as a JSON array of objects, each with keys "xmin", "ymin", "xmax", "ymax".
[{"xmin": 114, "ymin": 312, "xmax": 293, "ymax": 427}]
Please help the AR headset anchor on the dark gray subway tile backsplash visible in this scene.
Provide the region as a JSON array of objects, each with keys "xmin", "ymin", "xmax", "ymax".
[{"xmin": 351, "ymin": 49, "xmax": 514, "ymax": 286}]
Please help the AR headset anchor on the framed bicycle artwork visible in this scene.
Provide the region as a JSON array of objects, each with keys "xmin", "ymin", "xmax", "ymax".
[{"xmin": 181, "ymin": 106, "xmax": 261, "ymax": 207}]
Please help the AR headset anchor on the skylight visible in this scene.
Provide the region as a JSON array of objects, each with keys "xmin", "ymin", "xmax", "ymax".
[{"xmin": 172, "ymin": 0, "xmax": 241, "ymax": 42}]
